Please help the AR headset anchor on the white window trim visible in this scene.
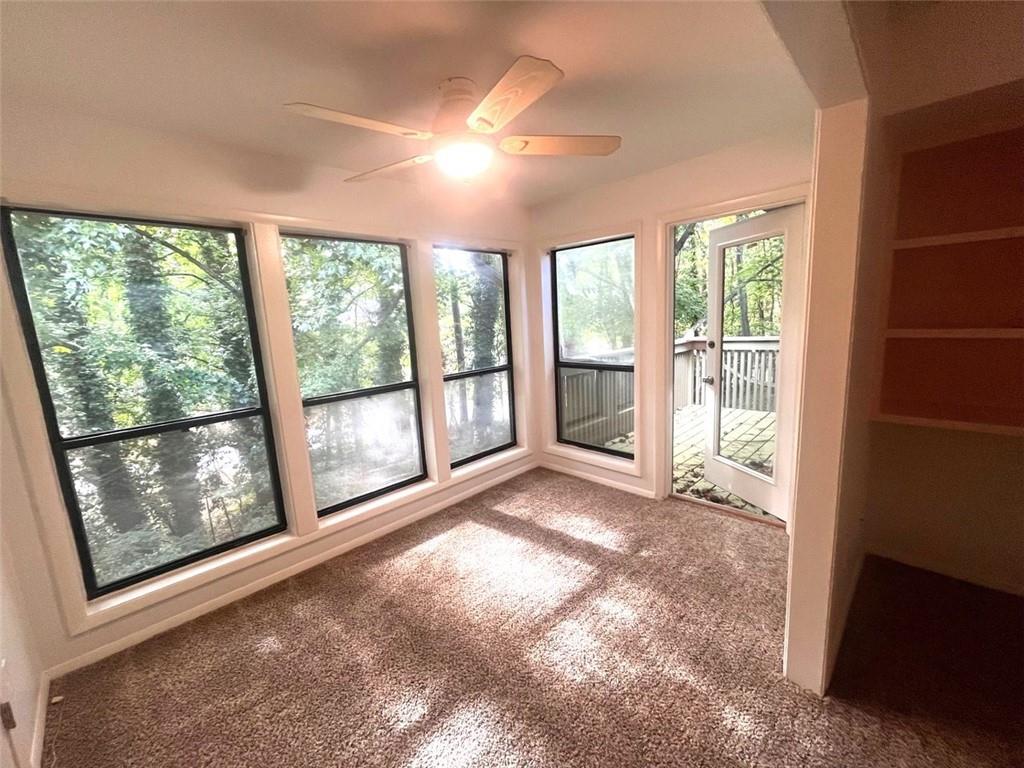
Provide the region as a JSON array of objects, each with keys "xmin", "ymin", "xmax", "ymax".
[
  {"xmin": 653, "ymin": 183, "xmax": 811, "ymax": 500},
  {"xmin": 537, "ymin": 220, "xmax": 645, "ymax": 479},
  {"xmin": 1, "ymin": 203, "xmax": 533, "ymax": 636}
]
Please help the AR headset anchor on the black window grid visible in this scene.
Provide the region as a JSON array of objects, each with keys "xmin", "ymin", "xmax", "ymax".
[
  {"xmin": 437, "ymin": 249, "xmax": 518, "ymax": 469},
  {"xmin": 549, "ymin": 235, "xmax": 637, "ymax": 460},
  {"xmin": 1, "ymin": 206, "xmax": 288, "ymax": 599},
  {"xmin": 280, "ymin": 233, "xmax": 428, "ymax": 517}
]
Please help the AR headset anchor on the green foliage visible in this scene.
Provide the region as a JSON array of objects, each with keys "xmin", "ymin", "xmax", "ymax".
[
  {"xmin": 281, "ymin": 236, "xmax": 426, "ymax": 508},
  {"xmin": 13, "ymin": 214, "xmax": 256, "ymax": 434},
  {"xmin": 434, "ymin": 248, "xmax": 507, "ymax": 373},
  {"xmin": 555, "ymin": 238, "xmax": 635, "ymax": 361},
  {"xmin": 673, "ymin": 210, "xmax": 780, "ymax": 339},
  {"xmin": 10, "ymin": 212, "xmax": 274, "ymax": 586},
  {"xmin": 434, "ymin": 248, "xmax": 511, "ymax": 462},
  {"xmin": 280, "ymin": 237, "xmax": 412, "ymax": 397}
]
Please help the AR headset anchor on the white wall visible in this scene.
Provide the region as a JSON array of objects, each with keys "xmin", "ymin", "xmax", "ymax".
[
  {"xmin": 0, "ymin": 105, "xmax": 536, "ymax": 686},
  {"xmin": 1, "ymin": 96, "xmax": 823, "ymax": 760},
  {"xmin": 822, "ymin": 103, "xmax": 892, "ymax": 681},
  {"xmin": 867, "ymin": 425, "xmax": 1024, "ymax": 595},
  {"xmin": 1, "ymin": 407, "xmax": 46, "ymax": 768},
  {"xmin": 527, "ymin": 130, "xmax": 813, "ymax": 497},
  {"xmin": 1, "ymin": 105, "xmax": 529, "ymax": 244},
  {"xmin": 783, "ymin": 98, "xmax": 868, "ymax": 695},
  {"xmin": 846, "ymin": 1, "xmax": 1024, "ymax": 116},
  {"xmin": 837, "ymin": 91, "xmax": 1024, "ymax": 599}
]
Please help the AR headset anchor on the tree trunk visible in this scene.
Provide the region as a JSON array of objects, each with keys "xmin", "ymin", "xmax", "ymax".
[
  {"xmin": 122, "ymin": 230, "xmax": 203, "ymax": 537},
  {"xmin": 449, "ymin": 281, "xmax": 468, "ymax": 422},
  {"xmin": 23, "ymin": 220, "xmax": 145, "ymax": 533},
  {"xmin": 469, "ymin": 255, "xmax": 501, "ymax": 433},
  {"xmin": 374, "ymin": 283, "xmax": 406, "ymax": 384},
  {"xmin": 734, "ymin": 249, "xmax": 751, "ymax": 337}
]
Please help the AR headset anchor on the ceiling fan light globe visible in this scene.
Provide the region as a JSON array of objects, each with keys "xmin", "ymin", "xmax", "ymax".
[{"xmin": 435, "ymin": 139, "xmax": 494, "ymax": 179}]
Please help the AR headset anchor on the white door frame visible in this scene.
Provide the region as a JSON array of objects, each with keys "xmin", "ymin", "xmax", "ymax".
[{"xmin": 703, "ymin": 205, "xmax": 805, "ymax": 520}]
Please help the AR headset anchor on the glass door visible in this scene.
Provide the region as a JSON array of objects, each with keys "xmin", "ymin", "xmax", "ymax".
[{"xmin": 703, "ymin": 205, "xmax": 803, "ymax": 518}]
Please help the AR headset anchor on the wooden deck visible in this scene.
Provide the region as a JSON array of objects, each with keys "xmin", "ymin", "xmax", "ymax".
[
  {"xmin": 604, "ymin": 404, "xmax": 777, "ymax": 517},
  {"xmin": 671, "ymin": 404, "xmax": 776, "ymax": 516}
]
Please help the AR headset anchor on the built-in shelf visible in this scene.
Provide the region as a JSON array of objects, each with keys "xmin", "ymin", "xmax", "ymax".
[
  {"xmin": 886, "ymin": 328, "xmax": 1024, "ymax": 339},
  {"xmin": 878, "ymin": 127, "xmax": 1024, "ymax": 433},
  {"xmin": 892, "ymin": 226, "xmax": 1024, "ymax": 250},
  {"xmin": 872, "ymin": 412, "xmax": 1024, "ymax": 438}
]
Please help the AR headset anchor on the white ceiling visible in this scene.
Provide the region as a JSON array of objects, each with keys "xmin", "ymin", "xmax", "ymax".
[{"xmin": 1, "ymin": 1, "xmax": 815, "ymax": 207}]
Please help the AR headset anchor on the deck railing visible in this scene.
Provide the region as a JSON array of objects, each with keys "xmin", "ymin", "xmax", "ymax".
[
  {"xmin": 673, "ymin": 337, "xmax": 779, "ymax": 412},
  {"xmin": 559, "ymin": 367, "xmax": 635, "ymax": 447}
]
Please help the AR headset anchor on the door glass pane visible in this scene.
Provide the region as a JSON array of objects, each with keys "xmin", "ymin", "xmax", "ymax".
[
  {"xmin": 68, "ymin": 417, "xmax": 279, "ymax": 588},
  {"xmin": 434, "ymin": 248, "xmax": 508, "ymax": 374},
  {"xmin": 304, "ymin": 388, "xmax": 423, "ymax": 510},
  {"xmin": 280, "ymin": 236, "xmax": 413, "ymax": 398},
  {"xmin": 555, "ymin": 238, "xmax": 635, "ymax": 365},
  {"xmin": 10, "ymin": 212, "xmax": 259, "ymax": 437},
  {"xmin": 557, "ymin": 367, "xmax": 635, "ymax": 456},
  {"xmin": 716, "ymin": 236, "xmax": 783, "ymax": 477},
  {"xmin": 445, "ymin": 370, "xmax": 513, "ymax": 464}
]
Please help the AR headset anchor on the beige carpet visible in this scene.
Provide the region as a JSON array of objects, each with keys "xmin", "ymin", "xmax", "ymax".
[{"xmin": 43, "ymin": 469, "xmax": 1019, "ymax": 767}]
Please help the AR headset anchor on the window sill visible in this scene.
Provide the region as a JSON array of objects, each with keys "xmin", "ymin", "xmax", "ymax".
[
  {"xmin": 74, "ymin": 448, "xmax": 534, "ymax": 635},
  {"xmin": 542, "ymin": 441, "xmax": 641, "ymax": 477},
  {"xmin": 451, "ymin": 445, "xmax": 531, "ymax": 482}
]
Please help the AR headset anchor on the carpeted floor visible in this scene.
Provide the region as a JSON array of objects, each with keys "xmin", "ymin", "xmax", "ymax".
[{"xmin": 43, "ymin": 469, "xmax": 1021, "ymax": 767}]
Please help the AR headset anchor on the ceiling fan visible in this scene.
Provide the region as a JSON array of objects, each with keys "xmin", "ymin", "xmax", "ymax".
[{"xmin": 285, "ymin": 55, "xmax": 621, "ymax": 182}]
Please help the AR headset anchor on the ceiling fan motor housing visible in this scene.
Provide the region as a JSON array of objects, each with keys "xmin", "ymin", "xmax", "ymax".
[{"xmin": 433, "ymin": 77, "xmax": 478, "ymax": 135}]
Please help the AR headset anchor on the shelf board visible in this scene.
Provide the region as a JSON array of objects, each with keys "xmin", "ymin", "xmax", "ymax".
[
  {"xmin": 872, "ymin": 412, "xmax": 1024, "ymax": 437},
  {"xmin": 885, "ymin": 328, "xmax": 1024, "ymax": 339},
  {"xmin": 891, "ymin": 226, "xmax": 1024, "ymax": 250}
]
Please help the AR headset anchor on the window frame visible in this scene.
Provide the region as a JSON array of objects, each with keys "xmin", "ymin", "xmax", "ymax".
[
  {"xmin": 434, "ymin": 247, "xmax": 518, "ymax": 469},
  {"xmin": 0, "ymin": 205, "xmax": 288, "ymax": 599},
  {"xmin": 279, "ymin": 231, "xmax": 428, "ymax": 517},
  {"xmin": 550, "ymin": 234, "xmax": 637, "ymax": 460}
]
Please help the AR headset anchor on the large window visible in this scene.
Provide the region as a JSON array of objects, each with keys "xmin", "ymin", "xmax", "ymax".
[
  {"xmin": 280, "ymin": 234, "xmax": 425, "ymax": 514},
  {"xmin": 1, "ymin": 208, "xmax": 286, "ymax": 597},
  {"xmin": 433, "ymin": 247, "xmax": 516, "ymax": 466},
  {"xmin": 551, "ymin": 236, "xmax": 636, "ymax": 457}
]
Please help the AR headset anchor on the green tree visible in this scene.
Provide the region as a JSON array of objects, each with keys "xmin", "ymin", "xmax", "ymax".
[{"xmin": 121, "ymin": 229, "xmax": 203, "ymax": 536}]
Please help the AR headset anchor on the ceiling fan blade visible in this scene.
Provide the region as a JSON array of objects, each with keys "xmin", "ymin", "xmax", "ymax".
[
  {"xmin": 467, "ymin": 56, "xmax": 564, "ymax": 134},
  {"xmin": 285, "ymin": 102, "xmax": 433, "ymax": 140},
  {"xmin": 345, "ymin": 155, "xmax": 433, "ymax": 183},
  {"xmin": 499, "ymin": 135, "xmax": 622, "ymax": 156}
]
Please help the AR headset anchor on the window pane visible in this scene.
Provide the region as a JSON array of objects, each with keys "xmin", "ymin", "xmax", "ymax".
[
  {"xmin": 716, "ymin": 236, "xmax": 783, "ymax": 478},
  {"xmin": 304, "ymin": 388, "xmax": 423, "ymax": 510},
  {"xmin": 433, "ymin": 248, "xmax": 508, "ymax": 374},
  {"xmin": 557, "ymin": 367, "xmax": 635, "ymax": 456},
  {"xmin": 68, "ymin": 417, "xmax": 279, "ymax": 588},
  {"xmin": 555, "ymin": 238, "xmax": 635, "ymax": 365},
  {"xmin": 280, "ymin": 236, "xmax": 413, "ymax": 398},
  {"xmin": 10, "ymin": 212, "xmax": 258, "ymax": 437},
  {"xmin": 445, "ymin": 371, "xmax": 513, "ymax": 464}
]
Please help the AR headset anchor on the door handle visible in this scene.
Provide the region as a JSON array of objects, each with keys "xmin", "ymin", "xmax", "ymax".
[{"xmin": 702, "ymin": 376, "xmax": 714, "ymax": 385}]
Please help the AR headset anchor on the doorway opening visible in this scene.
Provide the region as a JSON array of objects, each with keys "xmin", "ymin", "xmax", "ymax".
[{"xmin": 672, "ymin": 206, "xmax": 801, "ymax": 521}]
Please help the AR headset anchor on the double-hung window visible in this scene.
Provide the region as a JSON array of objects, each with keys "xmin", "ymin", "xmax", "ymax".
[
  {"xmin": 550, "ymin": 236, "xmax": 636, "ymax": 458},
  {"xmin": 433, "ymin": 247, "xmax": 516, "ymax": 466},
  {"xmin": 1, "ymin": 208, "xmax": 287, "ymax": 597},
  {"xmin": 279, "ymin": 234, "xmax": 426, "ymax": 515}
]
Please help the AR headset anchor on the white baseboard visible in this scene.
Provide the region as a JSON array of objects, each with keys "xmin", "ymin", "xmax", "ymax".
[
  {"xmin": 538, "ymin": 458, "xmax": 655, "ymax": 498},
  {"xmin": 43, "ymin": 459, "xmax": 537, "ymax": 683},
  {"xmin": 30, "ymin": 669, "xmax": 50, "ymax": 768}
]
